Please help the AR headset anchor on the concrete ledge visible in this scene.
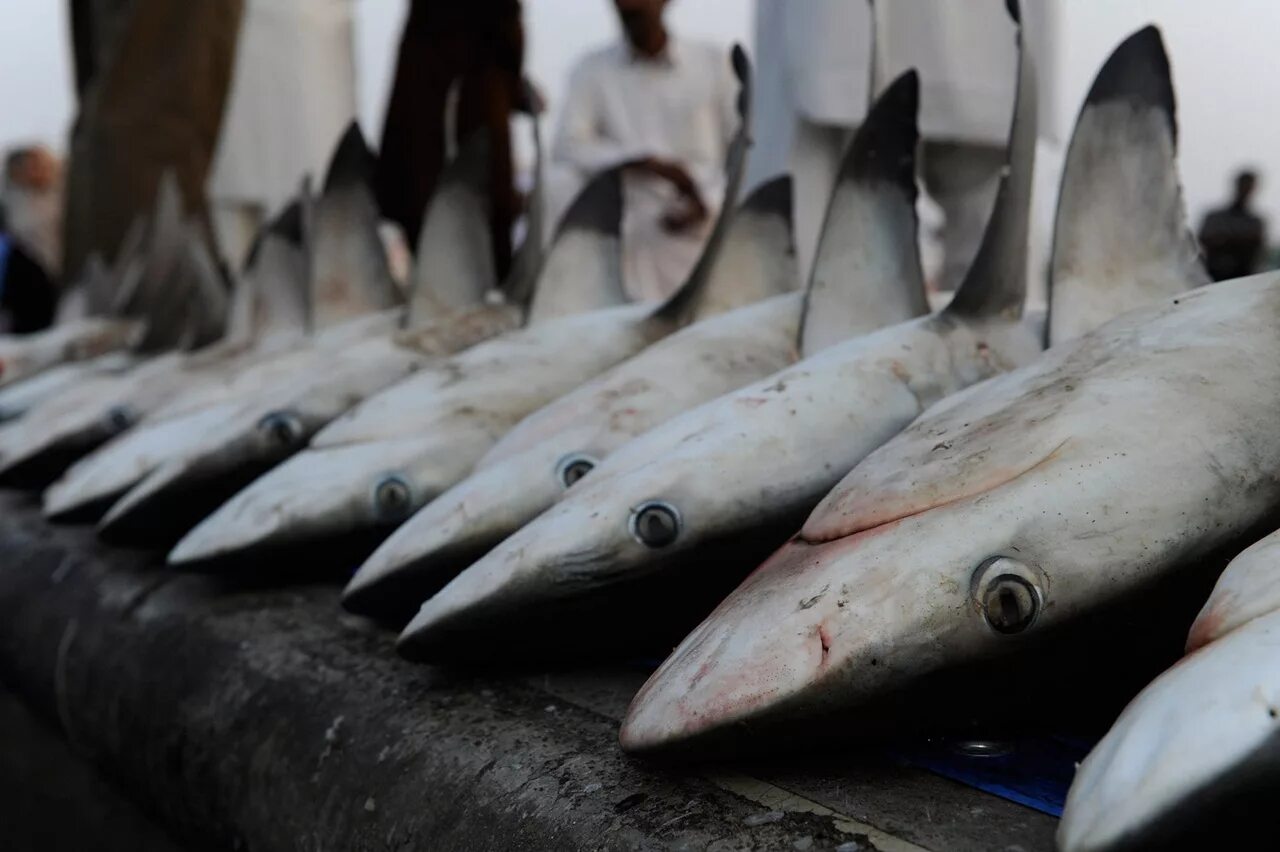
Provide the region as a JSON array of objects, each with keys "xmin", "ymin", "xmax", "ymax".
[{"xmin": 0, "ymin": 493, "xmax": 1056, "ymax": 851}]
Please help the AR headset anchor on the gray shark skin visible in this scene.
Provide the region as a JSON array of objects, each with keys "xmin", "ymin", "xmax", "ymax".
[
  {"xmin": 346, "ymin": 68, "xmax": 930, "ymax": 619},
  {"xmin": 393, "ymin": 1, "xmax": 1040, "ymax": 659},
  {"xmin": 1059, "ymin": 529, "xmax": 1280, "ymax": 852},
  {"xmin": 0, "ymin": 316, "xmax": 147, "ymax": 390}
]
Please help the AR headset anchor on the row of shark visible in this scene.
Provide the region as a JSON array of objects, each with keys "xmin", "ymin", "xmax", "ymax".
[{"xmin": 2, "ymin": 3, "xmax": 1276, "ymax": 846}]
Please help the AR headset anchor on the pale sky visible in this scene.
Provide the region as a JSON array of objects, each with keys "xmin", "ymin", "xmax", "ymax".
[{"xmin": 0, "ymin": 0, "xmax": 1277, "ymax": 234}]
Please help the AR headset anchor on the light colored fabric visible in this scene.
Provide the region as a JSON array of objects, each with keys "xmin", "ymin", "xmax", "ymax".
[
  {"xmin": 210, "ymin": 201, "xmax": 265, "ymax": 272},
  {"xmin": 551, "ymin": 38, "xmax": 737, "ymax": 302},
  {"xmin": 920, "ymin": 140, "xmax": 1005, "ymax": 292},
  {"xmin": 209, "ymin": 0, "xmax": 357, "ymax": 214},
  {"xmin": 879, "ymin": 0, "xmax": 1020, "ymax": 144},
  {"xmin": 755, "ymin": 0, "xmax": 1045, "ymax": 296},
  {"xmin": 787, "ymin": 116, "xmax": 851, "ymax": 289},
  {"xmin": 1, "ymin": 183, "xmax": 63, "ymax": 277}
]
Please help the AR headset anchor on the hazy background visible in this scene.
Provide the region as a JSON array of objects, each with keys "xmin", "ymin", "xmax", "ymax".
[{"xmin": 0, "ymin": 0, "xmax": 1275, "ymax": 240}]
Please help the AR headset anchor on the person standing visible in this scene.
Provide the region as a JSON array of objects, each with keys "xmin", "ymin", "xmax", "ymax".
[
  {"xmin": 375, "ymin": 0, "xmax": 527, "ymax": 282},
  {"xmin": 1199, "ymin": 170, "xmax": 1267, "ymax": 282},
  {"xmin": 551, "ymin": 0, "xmax": 740, "ymax": 303},
  {"xmin": 1, "ymin": 146, "xmax": 64, "ymax": 281},
  {"xmin": 752, "ymin": 0, "xmax": 1041, "ymax": 296},
  {"xmin": 206, "ymin": 0, "xmax": 359, "ymax": 269},
  {"xmin": 62, "ymin": 0, "xmax": 243, "ymax": 290}
]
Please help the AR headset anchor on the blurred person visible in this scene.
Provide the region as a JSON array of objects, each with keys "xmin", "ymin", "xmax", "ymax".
[
  {"xmin": 376, "ymin": 1, "xmax": 527, "ymax": 281},
  {"xmin": 63, "ymin": 0, "xmax": 244, "ymax": 295},
  {"xmin": 0, "ymin": 205, "xmax": 58, "ymax": 334},
  {"xmin": 551, "ymin": 0, "xmax": 739, "ymax": 302},
  {"xmin": 208, "ymin": 0, "xmax": 358, "ymax": 268},
  {"xmin": 1, "ymin": 146, "xmax": 64, "ymax": 279},
  {"xmin": 752, "ymin": 0, "xmax": 1043, "ymax": 295},
  {"xmin": 1199, "ymin": 169, "xmax": 1267, "ymax": 282}
]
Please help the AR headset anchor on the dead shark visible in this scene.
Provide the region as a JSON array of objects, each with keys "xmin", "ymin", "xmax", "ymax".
[
  {"xmin": 617, "ymin": 27, "xmax": 1243, "ymax": 757},
  {"xmin": 1058, "ymin": 528, "xmax": 1280, "ymax": 851}
]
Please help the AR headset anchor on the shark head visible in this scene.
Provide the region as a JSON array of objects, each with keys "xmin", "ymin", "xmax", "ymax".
[
  {"xmin": 167, "ymin": 425, "xmax": 494, "ymax": 569},
  {"xmin": 42, "ymin": 401, "xmax": 242, "ymax": 522},
  {"xmin": 619, "ymin": 274, "xmax": 1280, "ymax": 755},
  {"xmin": 99, "ymin": 338, "xmax": 428, "ymax": 547},
  {"xmin": 343, "ymin": 442, "xmax": 568, "ymax": 620},
  {"xmin": 394, "ymin": 444, "xmax": 812, "ymax": 661}
]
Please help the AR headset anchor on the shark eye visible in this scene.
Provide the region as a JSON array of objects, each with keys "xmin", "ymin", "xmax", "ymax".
[
  {"xmin": 372, "ymin": 474, "xmax": 413, "ymax": 521},
  {"xmin": 629, "ymin": 500, "xmax": 681, "ymax": 548},
  {"xmin": 972, "ymin": 556, "xmax": 1044, "ymax": 636},
  {"xmin": 105, "ymin": 405, "xmax": 134, "ymax": 432},
  {"xmin": 555, "ymin": 453, "xmax": 598, "ymax": 488},
  {"xmin": 257, "ymin": 410, "xmax": 305, "ymax": 447}
]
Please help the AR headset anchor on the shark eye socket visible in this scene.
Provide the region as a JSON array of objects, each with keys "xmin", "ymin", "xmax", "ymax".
[
  {"xmin": 372, "ymin": 474, "xmax": 413, "ymax": 521},
  {"xmin": 629, "ymin": 500, "xmax": 681, "ymax": 548},
  {"xmin": 972, "ymin": 557, "xmax": 1045, "ymax": 636},
  {"xmin": 257, "ymin": 411, "xmax": 305, "ymax": 446},
  {"xmin": 555, "ymin": 453, "xmax": 597, "ymax": 488},
  {"xmin": 105, "ymin": 405, "xmax": 134, "ymax": 432}
]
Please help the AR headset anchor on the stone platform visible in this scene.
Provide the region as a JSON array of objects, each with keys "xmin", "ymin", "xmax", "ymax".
[{"xmin": 0, "ymin": 492, "xmax": 1057, "ymax": 851}]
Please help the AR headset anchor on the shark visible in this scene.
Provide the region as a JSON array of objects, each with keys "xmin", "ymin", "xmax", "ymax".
[
  {"xmin": 1058, "ymin": 528, "xmax": 1280, "ymax": 851},
  {"xmin": 345, "ymin": 67, "xmax": 933, "ymax": 620},
  {"xmin": 616, "ymin": 27, "xmax": 1251, "ymax": 759}
]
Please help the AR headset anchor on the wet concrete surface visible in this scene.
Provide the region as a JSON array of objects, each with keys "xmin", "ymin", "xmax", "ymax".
[{"xmin": 0, "ymin": 492, "xmax": 1057, "ymax": 851}]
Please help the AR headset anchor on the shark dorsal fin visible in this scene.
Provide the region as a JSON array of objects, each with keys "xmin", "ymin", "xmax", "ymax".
[
  {"xmin": 651, "ymin": 44, "xmax": 755, "ymax": 326},
  {"xmin": 309, "ymin": 122, "xmax": 402, "ymax": 329},
  {"xmin": 943, "ymin": 0, "xmax": 1036, "ymax": 322},
  {"xmin": 176, "ymin": 222, "xmax": 230, "ymax": 350},
  {"xmin": 1045, "ymin": 25, "xmax": 1206, "ymax": 346},
  {"xmin": 408, "ymin": 128, "xmax": 498, "ymax": 326},
  {"xmin": 799, "ymin": 69, "xmax": 927, "ymax": 357},
  {"xmin": 524, "ymin": 165, "xmax": 626, "ymax": 324},
  {"xmin": 111, "ymin": 170, "xmax": 187, "ymax": 344},
  {"xmin": 235, "ymin": 200, "xmax": 310, "ymax": 349},
  {"xmin": 502, "ymin": 91, "xmax": 547, "ymax": 312},
  {"xmin": 662, "ymin": 175, "xmax": 797, "ymax": 327}
]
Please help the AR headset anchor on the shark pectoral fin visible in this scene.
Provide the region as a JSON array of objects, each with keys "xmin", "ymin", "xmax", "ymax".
[
  {"xmin": 1047, "ymin": 26, "xmax": 1207, "ymax": 347},
  {"xmin": 799, "ymin": 69, "xmax": 927, "ymax": 357}
]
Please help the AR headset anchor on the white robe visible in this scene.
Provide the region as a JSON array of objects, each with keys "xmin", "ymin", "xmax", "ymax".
[
  {"xmin": 550, "ymin": 38, "xmax": 740, "ymax": 303},
  {"xmin": 208, "ymin": 0, "xmax": 357, "ymax": 265},
  {"xmin": 751, "ymin": 0, "xmax": 1050, "ymax": 291}
]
